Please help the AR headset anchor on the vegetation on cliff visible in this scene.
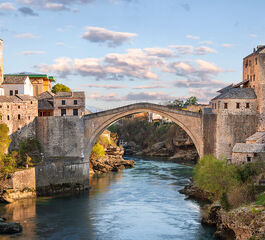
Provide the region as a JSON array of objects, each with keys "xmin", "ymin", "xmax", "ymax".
[
  {"xmin": 194, "ymin": 155, "xmax": 265, "ymax": 210},
  {"xmin": 0, "ymin": 124, "xmax": 41, "ymax": 179}
]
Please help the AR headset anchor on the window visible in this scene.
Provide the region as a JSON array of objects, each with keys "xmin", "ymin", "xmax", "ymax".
[
  {"xmin": 28, "ymin": 116, "xmax": 30, "ymax": 120},
  {"xmin": 18, "ymin": 105, "xmax": 20, "ymax": 109},
  {"xmin": 7, "ymin": 105, "xmax": 9, "ymax": 109},
  {"xmin": 247, "ymin": 156, "xmax": 252, "ymax": 162},
  {"xmin": 62, "ymin": 100, "xmax": 66, "ymax": 105},
  {"xmin": 249, "ymin": 60, "xmax": 252, "ymax": 66},
  {"xmin": 246, "ymin": 103, "xmax": 250, "ymax": 108},
  {"xmin": 74, "ymin": 100, "xmax": 78, "ymax": 105},
  {"xmin": 18, "ymin": 114, "xmax": 21, "ymax": 120},
  {"xmin": 40, "ymin": 112, "xmax": 43, "ymax": 117},
  {"xmin": 10, "ymin": 90, "xmax": 13, "ymax": 96},
  {"xmin": 0, "ymin": 105, "xmax": 2, "ymax": 108},
  {"xmin": 224, "ymin": 103, "xmax": 228, "ymax": 109},
  {"xmin": 253, "ymin": 75, "xmax": 255, "ymax": 81},
  {"xmin": 31, "ymin": 101, "xmax": 33, "ymax": 104},
  {"xmin": 61, "ymin": 109, "xmax": 66, "ymax": 116},
  {"xmin": 7, "ymin": 115, "xmax": 9, "ymax": 120},
  {"xmin": 73, "ymin": 109, "xmax": 78, "ymax": 116},
  {"xmin": 255, "ymin": 57, "xmax": 257, "ymax": 65},
  {"xmin": 247, "ymin": 75, "xmax": 249, "ymax": 80},
  {"xmin": 250, "ymin": 75, "xmax": 252, "ymax": 82},
  {"xmin": 236, "ymin": 103, "xmax": 240, "ymax": 109},
  {"xmin": 15, "ymin": 90, "xmax": 18, "ymax": 95},
  {"xmin": 245, "ymin": 60, "xmax": 248, "ymax": 67}
]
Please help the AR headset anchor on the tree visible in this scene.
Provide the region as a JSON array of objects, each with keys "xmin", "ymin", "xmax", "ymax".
[
  {"xmin": 90, "ymin": 143, "xmax": 105, "ymax": 160},
  {"xmin": 52, "ymin": 83, "xmax": 71, "ymax": 93},
  {"xmin": 193, "ymin": 155, "xmax": 239, "ymax": 199},
  {"xmin": 0, "ymin": 123, "xmax": 11, "ymax": 155},
  {"xmin": 184, "ymin": 96, "xmax": 198, "ymax": 106}
]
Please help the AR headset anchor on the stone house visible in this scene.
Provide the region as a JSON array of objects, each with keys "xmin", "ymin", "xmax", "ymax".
[
  {"xmin": 37, "ymin": 91, "xmax": 86, "ymax": 117},
  {"xmin": 4, "ymin": 73, "xmax": 55, "ymax": 97},
  {"xmin": 0, "ymin": 95, "xmax": 38, "ymax": 134},
  {"xmin": 2, "ymin": 75, "xmax": 34, "ymax": 96},
  {"xmin": 53, "ymin": 92, "xmax": 85, "ymax": 116}
]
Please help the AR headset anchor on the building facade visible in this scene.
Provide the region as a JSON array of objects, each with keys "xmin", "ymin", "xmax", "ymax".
[
  {"xmin": 0, "ymin": 95, "xmax": 38, "ymax": 134},
  {"xmin": 2, "ymin": 75, "xmax": 34, "ymax": 96}
]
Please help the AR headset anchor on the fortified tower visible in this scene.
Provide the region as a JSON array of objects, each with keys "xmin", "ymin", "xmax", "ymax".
[
  {"xmin": 0, "ymin": 39, "xmax": 3, "ymax": 84},
  {"xmin": 243, "ymin": 46, "xmax": 265, "ymax": 130}
]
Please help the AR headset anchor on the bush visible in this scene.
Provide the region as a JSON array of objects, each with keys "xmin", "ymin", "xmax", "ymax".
[
  {"xmin": 0, "ymin": 154, "xmax": 17, "ymax": 178},
  {"xmin": 227, "ymin": 185, "xmax": 255, "ymax": 209},
  {"xmin": 256, "ymin": 193, "xmax": 265, "ymax": 206},
  {"xmin": 0, "ymin": 124, "xmax": 11, "ymax": 155},
  {"xmin": 236, "ymin": 161, "xmax": 265, "ymax": 183},
  {"xmin": 193, "ymin": 155, "xmax": 239, "ymax": 199},
  {"xmin": 90, "ymin": 143, "xmax": 105, "ymax": 160}
]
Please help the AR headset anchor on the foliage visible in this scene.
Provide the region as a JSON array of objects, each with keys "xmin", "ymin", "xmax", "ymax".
[
  {"xmin": 220, "ymin": 192, "xmax": 230, "ymax": 210},
  {"xmin": 18, "ymin": 138, "xmax": 41, "ymax": 167},
  {"xmin": 0, "ymin": 124, "xmax": 11, "ymax": 155},
  {"xmin": 193, "ymin": 155, "xmax": 239, "ymax": 199},
  {"xmin": 166, "ymin": 99, "xmax": 184, "ymax": 109},
  {"xmin": 184, "ymin": 96, "xmax": 198, "ymax": 106},
  {"xmin": 90, "ymin": 143, "xmax": 105, "ymax": 160},
  {"xmin": 0, "ymin": 154, "xmax": 17, "ymax": 178},
  {"xmin": 236, "ymin": 161, "xmax": 265, "ymax": 183},
  {"xmin": 97, "ymin": 135, "xmax": 110, "ymax": 149},
  {"xmin": 256, "ymin": 193, "xmax": 265, "ymax": 206},
  {"xmin": 52, "ymin": 83, "xmax": 71, "ymax": 93}
]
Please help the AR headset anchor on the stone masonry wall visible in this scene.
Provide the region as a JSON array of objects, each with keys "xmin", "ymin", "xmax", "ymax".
[
  {"xmin": 216, "ymin": 114, "xmax": 258, "ymax": 158},
  {"xmin": 36, "ymin": 116, "xmax": 84, "ymax": 158}
]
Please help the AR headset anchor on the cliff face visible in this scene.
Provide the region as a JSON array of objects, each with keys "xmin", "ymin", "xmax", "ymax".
[
  {"xmin": 202, "ymin": 203, "xmax": 265, "ymax": 240},
  {"xmin": 89, "ymin": 146, "xmax": 134, "ymax": 175}
]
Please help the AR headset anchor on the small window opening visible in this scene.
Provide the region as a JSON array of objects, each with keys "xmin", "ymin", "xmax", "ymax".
[
  {"xmin": 246, "ymin": 103, "xmax": 250, "ymax": 109},
  {"xmin": 62, "ymin": 100, "xmax": 66, "ymax": 105},
  {"xmin": 18, "ymin": 114, "xmax": 21, "ymax": 120},
  {"xmin": 236, "ymin": 103, "xmax": 240, "ymax": 109},
  {"xmin": 224, "ymin": 103, "xmax": 228, "ymax": 109},
  {"xmin": 247, "ymin": 156, "xmax": 252, "ymax": 162}
]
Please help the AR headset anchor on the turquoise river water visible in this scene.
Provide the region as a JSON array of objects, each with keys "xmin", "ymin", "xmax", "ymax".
[{"xmin": 0, "ymin": 156, "xmax": 216, "ymax": 240}]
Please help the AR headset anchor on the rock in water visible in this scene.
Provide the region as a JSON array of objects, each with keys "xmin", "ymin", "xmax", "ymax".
[{"xmin": 0, "ymin": 221, "xmax": 22, "ymax": 234}]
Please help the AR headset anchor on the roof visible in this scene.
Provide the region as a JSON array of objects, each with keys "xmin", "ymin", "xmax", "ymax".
[
  {"xmin": 233, "ymin": 143, "xmax": 265, "ymax": 153},
  {"xmin": 4, "ymin": 73, "xmax": 55, "ymax": 82},
  {"xmin": 246, "ymin": 132, "xmax": 265, "ymax": 144},
  {"xmin": 0, "ymin": 95, "xmax": 36, "ymax": 103},
  {"xmin": 37, "ymin": 91, "xmax": 55, "ymax": 100},
  {"xmin": 54, "ymin": 91, "xmax": 85, "ymax": 98},
  {"xmin": 212, "ymin": 88, "xmax": 256, "ymax": 101},
  {"xmin": 3, "ymin": 75, "xmax": 28, "ymax": 84},
  {"xmin": 38, "ymin": 99, "xmax": 54, "ymax": 110},
  {"xmin": 244, "ymin": 45, "xmax": 265, "ymax": 59},
  {"xmin": 217, "ymin": 81, "xmax": 249, "ymax": 94}
]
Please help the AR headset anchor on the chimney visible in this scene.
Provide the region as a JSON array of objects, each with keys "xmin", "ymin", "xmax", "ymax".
[{"xmin": 0, "ymin": 39, "xmax": 2, "ymax": 84}]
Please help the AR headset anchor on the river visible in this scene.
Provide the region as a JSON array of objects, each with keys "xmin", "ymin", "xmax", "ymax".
[{"xmin": 0, "ymin": 156, "xmax": 216, "ymax": 240}]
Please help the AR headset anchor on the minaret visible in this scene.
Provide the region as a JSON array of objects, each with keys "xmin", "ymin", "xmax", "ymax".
[{"xmin": 0, "ymin": 39, "xmax": 3, "ymax": 84}]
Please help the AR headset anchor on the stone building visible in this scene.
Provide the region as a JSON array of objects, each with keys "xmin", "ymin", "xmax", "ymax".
[
  {"xmin": 4, "ymin": 73, "xmax": 55, "ymax": 97},
  {"xmin": 2, "ymin": 75, "xmax": 34, "ymax": 96},
  {"xmin": 38, "ymin": 91, "xmax": 86, "ymax": 117},
  {"xmin": 0, "ymin": 95, "xmax": 38, "ymax": 134}
]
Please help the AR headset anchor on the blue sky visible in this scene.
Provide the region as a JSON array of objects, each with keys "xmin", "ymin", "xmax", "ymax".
[{"xmin": 0, "ymin": 0, "xmax": 264, "ymax": 109}]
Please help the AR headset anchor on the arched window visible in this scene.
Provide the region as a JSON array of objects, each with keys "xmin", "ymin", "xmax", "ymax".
[{"xmin": 18, "ymin": 114, "xmax": 21, "ymax": 120}]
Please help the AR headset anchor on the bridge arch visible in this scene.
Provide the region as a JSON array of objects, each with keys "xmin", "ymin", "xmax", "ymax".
[{"xmin": 83, "ymin": 103, "xmax": 203, "ymax": 159}]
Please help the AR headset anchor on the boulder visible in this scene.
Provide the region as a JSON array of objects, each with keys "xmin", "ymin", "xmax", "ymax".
[{"xmin": 0, "ymin": 221, "xmax": 22, "ymax": 234}]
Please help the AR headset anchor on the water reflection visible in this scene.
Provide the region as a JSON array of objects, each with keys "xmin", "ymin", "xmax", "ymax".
[{"xmin": 0, "ymin": 157, "xmax": 216, "ymax": 240}]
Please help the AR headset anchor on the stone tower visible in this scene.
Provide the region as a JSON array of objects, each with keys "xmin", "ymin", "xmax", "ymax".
[{"xmin": 0, "ymin": 39, "xmax": 3, "ymax": 84}]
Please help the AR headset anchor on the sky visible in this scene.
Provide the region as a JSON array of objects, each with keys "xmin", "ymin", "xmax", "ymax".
[{"xmin": 0, "ymin": 0, "xmax": 264, "ymax": 110}]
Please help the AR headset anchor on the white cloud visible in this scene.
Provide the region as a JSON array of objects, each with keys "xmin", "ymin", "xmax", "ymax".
[
  {"xmin": 132, "ymin": 85, "xmax": 166, "ymax": 89},
  {"xmin": 169, "ymin": 45, "xmax": 217, "ymax": 55},
  {"xmin": 82, "ymin": 26, "xmax": 137, "ymax": 47},
  {"xmin": 20, "ymin": 50, "xmax": 45, "ymax": 55},
  {"xmin": 82, "ymin": 83, "xmax": 125, "ymax": 89},
  {"xmin": 186, "ymin": 35, "xmax": 200, "ymax": 40},
  {"xmin": 144, "ymin": 47, "xmax": 174, "ymax": 58},
  {"xmin": 222, "ymin": 43, "xmax": 233, "ymax": 48},
  {"xmin": 250, "ymin": 34, "xmax": 257, "ymax": 38},
  {"xmin": 15, "ymin": 33, "xmax": 39, "ymax": 39},
  {"xmin": 199, "ymin": 40, "xmax": 212, "ymax": 45},
  {"xmin": 0, "ymin": 2, "xmax": 16, "ymax": 11}
]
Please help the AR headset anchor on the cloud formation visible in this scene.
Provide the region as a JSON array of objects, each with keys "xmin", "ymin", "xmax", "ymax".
[
  {"xmin": 186, "ymin": 35, "xmax": 200, "ymax": 40},
  {"xmin": 18, "ymin": 7, "xmax": 38, "ymax": 16},
  {"xmin": 169, "ymin": 45, "xmax": 217, "ymax": 55},
  {"xmin": 144, "ymin": 47, "xmax": 174, "ymax": 58},
  {"xmin": 81, "ymin": 26, "xmax": 137, "ymax": 47},
  {"xmin": 0, "ymin": 2, "xmax": 16, "ymax": 11},
  {"xmin": 15, "ymin": 33, "xmax": 39, "ymax": 39},
  {"xmin": 20, "ymin": 50, "xmax": 45, "ymax": 55},
  {"xmin": 82, "ymin": 83, "xmax": 125, "ymax": 89}
]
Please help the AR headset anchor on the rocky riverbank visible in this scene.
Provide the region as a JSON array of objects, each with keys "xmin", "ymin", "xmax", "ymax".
[
  {"xmin": 89, "ymin": 146, "xmax": 134, "ymax": 175},
  {"xmin": 179, "ymin": 182, "xmax": 265, "ymax": 240},
  {"xmin": 0, "ymin": 217, "xmax": 22, "ymax": 234}
]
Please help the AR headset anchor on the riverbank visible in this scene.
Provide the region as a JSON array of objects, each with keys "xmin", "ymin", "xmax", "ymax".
[{"xmin": 179, "ymin": 182, "xmax": 265, "ymax": 240}]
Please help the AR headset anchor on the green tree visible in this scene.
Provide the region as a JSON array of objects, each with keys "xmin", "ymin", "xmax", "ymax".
[
  {"xmin": 193, "ymin": 155, "xmax": 239, "ymax": 199},
  {"xmin": 167, "ymin": 99, "xmax": 184, "ymax": 108},
  {"xmin": 184, "ymin": 96, "xmax": 198, "ymax": 106},
  {"xmin": 52, "ymin": 83, "xmax": 71, "ymax": 93},
  {"xmin": 0, "ymin": 123, "xmax": 11, "ymax": 155}
]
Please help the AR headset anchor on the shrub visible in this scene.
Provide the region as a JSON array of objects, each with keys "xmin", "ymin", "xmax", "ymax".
[
  {"xmin": 236, "ymin": 162, "xmax": 265, "ymax": 183},
  {"xmin": 90, "ymin": 143, "xmax": 105, "ymax": 160},
  {"xmin": 193, "ymin": 155, "xmax": 239, "ymax": 199},
  {"xmin": 256, "ymin": 193, "xmax": 265, "ymax": 206},
  {"xmin": 0, "ymin": 124, "xmax": 11, "ymax": 155},
  {"xmin": 227, "ymin": 185, "xmax": 255, "ymax": 209},
  {"xmin": 0, "ymin": 154, "xmax": 17, "ymax": 178},
  {"xmin": 220, "ymin": 192, "xmax": 230, "ymax": 210}
]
